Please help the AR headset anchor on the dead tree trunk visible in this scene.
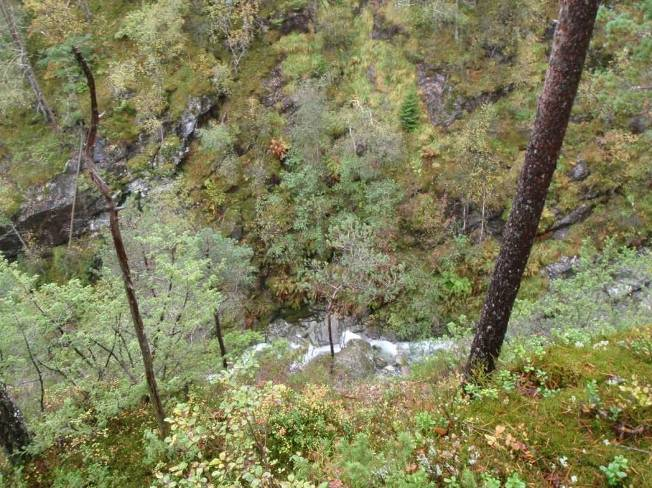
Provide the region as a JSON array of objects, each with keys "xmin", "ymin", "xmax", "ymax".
[
  {"xmin": 0, "ymin": 382, "xmax": 30, "ymax": 465},
  {"xmin": 465, "ymin": 0, "xmax": 600, "ymax": 377},
  {"xmin": 72, "ymin": 47, "xmax": 168, "ymax": 438},
  {"xmin": 213, "ymin": 310, "xmax": 228, "ymax": 369},
  {"xmin": 326, "ymin": 305, "xmax": 336, "ymax": 359},
  {"xmin": 0, "ymin": 0, "xmax": 56, "ymax": 125}
]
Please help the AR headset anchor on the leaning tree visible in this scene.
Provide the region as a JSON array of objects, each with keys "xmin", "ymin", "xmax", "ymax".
[
  {"xmin": 465, "ymin": 0, "xmax": 601, "ymax": 376},
  {"xmin": 72, "ymin": 47, "xmax": 168, "ymax": 437}
]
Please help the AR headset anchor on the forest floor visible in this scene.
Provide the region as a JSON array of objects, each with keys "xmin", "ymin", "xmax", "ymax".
[{"xmin": 9, "ymin": 324, "xmax": 651, "ymax": 487}]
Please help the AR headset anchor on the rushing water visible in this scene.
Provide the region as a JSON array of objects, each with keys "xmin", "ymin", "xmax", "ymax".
[{"xmin": 288, "ymin": 329, "xmax": 454, "ymax": 374}]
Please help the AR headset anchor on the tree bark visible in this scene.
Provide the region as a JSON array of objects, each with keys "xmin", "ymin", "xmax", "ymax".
[
  {"xmin": 67, "ymin": 131, "xmax": 85, "ymax": 248},
  {"xmin": 0, "ymin": 382, "xmax": 30, "ymax": 465},
  {"xmin": 0, "ymin": 0, "xmax": 56, "ymax": 125},
  {"xmin": 465, "ymin": 0, "xmax": 600, "ymax": 377},
  {"xmin": 72, "ymin": 47, "xmax": 168, "ymax": 438},
  {"xmin": 213, "ymin": 310, "xmax": 228, "ymax": 369},
  {"xmin": 327, "ymin": 308, "xmax": 335, "ymax": 359}
]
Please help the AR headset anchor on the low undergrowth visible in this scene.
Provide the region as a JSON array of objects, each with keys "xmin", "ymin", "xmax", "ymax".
[{"xmin": 3, "ymin": 325, "xmax": 650, "ymax": 487}]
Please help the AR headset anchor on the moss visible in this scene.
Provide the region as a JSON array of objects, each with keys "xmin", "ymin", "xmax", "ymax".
[{"xmin": 0, "ymin": 111, "xmax": 71, "ymax": 191}]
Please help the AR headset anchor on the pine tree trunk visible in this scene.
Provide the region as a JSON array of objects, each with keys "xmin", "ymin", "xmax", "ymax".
[
  {"xmin": 0, "ymin": 0, "xmax": 56, "ymax": 125},
  {"xmin": 213, "ymin": 310, "xmax": 228, "ymax": 369},
  {"xmin": 73, "ymin": 47, "xmax": 168, "ymax": 437},
  {"xmin": 465, "ymin": 0, "xmax": 600, "ymax": 377},
  {"xmin": 0, "ymin": 382, "xmax": 31, "ymax": 465}
]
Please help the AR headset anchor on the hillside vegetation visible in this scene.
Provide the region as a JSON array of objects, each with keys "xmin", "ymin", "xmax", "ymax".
[{"xmin": 0, "ymin": 0, "xmax": 651, "ymax": 486}]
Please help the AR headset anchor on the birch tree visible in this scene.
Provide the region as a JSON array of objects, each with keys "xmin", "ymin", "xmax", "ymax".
[{"xmin": 0, "ymin": 0, "xmax": 56, "ymax": 123}]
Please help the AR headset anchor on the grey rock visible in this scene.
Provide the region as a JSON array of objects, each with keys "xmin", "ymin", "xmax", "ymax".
[
  {"xmin": 416, "ymin": 64, "xmax": 513, "ymax": 127},
  {"xmin": 629, "ymin": 114, "xmax": 650, "ymax": 135},
  {"xmin": 549, "ymin": 203, "xmax": 594, "ymax": 234},
  {"xmin": 466, "ymin": 207, "xmax": 506, "ymax": 239},
  {"xmin": 334, "ymin": 339, "xmax": 376, "ymax": 379},
  {"xmin": 605, "ymin": 269, "xmax": 650, "ymax": 300},
  {"xmin": 544, "ymin": 256, "xmax": 579, "ymax": 279},
  {"xmin": 416, "ymin": 65, "xmax": 457, "ymax": 127},
  {"xmin": 1, "ymin": 94, "xmax": 217, "ymax": 259},
  {"xmin": 0, "ymin": 172, "xmax": 105, "ymax": 259},
  {"xmin": 372, "ymin": 13, "xmax": 406, "ymax": 41},
  {"xmin": 567, "ymin": 160, "xmax": 590, "ymax": 182},
  {"xmin": 279, "ymin": 9, "xmax": 314, "ymax": 34},
  {"xmin": 173, "ymin": 96, "xmax": 216, "ymax": 166},
  {"xmin": 552, "ymin": 226, "xmax": 571, "ymax": 240},
  {"xmin": 267, "ymin": 314, "xmax": 362, "ymax": 347},
  {"xmin": 262, "ymin": 67, "xmax": 295, "ymax": 112}
]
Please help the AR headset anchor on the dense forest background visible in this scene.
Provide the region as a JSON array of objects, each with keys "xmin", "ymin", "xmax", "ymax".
[
  {"xmin": 1, "ymin": 0, "xmax": 649, "ymax": 336},
  {"xmin": 0, "ymin": 0, "xmax": 651, "ymax": 486}
]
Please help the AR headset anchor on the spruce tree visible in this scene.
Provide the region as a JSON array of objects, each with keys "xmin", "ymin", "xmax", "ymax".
[{"xmin": 400, "ymin": 89, "xmax": 420, "ymax": 132}]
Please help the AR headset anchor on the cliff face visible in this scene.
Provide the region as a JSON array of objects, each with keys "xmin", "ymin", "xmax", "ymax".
[{"xmin": 0, "ymin": 96, "xmax": 217, "ymax": 259}]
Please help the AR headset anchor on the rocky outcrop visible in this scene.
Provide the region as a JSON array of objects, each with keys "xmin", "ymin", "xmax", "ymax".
[
  {"xmin": 511, "ymin": 255, "xmax": 652, "ymax": 339},
  {"xmin": 466, "ymin": 207, "xmax": 506, "ymax": 239},
  {"xmin": 567, "ymin": 159, "xmax": 590, "ymax": 182},
  {"xmin": 333, "ymin": 339, "xmax": 376, "ymax": 379},
  {"xmin": 172, "ymin": 96, "xmax": 218, "ymax": 166},
  {"xmin": 546, "ymin": 203, "xmax": 594, "ymax": 240},
  {"xmin": 417, "ymin": 66, "xmax": 454, "ymax": 127},
  {"xmin": 267, "ymin": 314, "xmax": 453, "ymax": 377},
  {"xmin": 269, "ymin": 6, "xmax": 314, "ymax": 35},
  {"xmin": 0, "ymin": 96, "xmax": 218, "ymax": 260},
  {"xmin": 629, "ymin": 112, "xmax": 650, "ymax": 135},
  {"xmin": 543, "ymin": 255, "xmax": 579, "ymax": 279},
  {"xmin": 267, "ymin": 314, "xmax": 361, "ymax": 347},
  {"xmin": 262, "ymin": 67, "xmax": 295, "ymax": 112},
  {"xmin": 371, "ymin": 12, "xmax": 406, "ymax": 41},
  {"xmin": 416, "ymin": 64, "xmax": 513, "ymax": 127},
  {"xmin": 605, "ymin": 268, "xmax": 651, "ymax": 301},
  {"xmin": 0, "ymin": 142, "xmax": 121, "ymax": 259}
]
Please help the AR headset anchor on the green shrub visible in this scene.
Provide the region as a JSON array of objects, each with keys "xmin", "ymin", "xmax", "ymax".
[{"xmin": 600, "ymin": 455, "xmax": 629, "ymax": 486}]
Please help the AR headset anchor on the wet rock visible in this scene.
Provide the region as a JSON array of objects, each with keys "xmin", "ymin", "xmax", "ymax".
[
  {"xmin": 173, "ymin": 96, "xmax": 217, "ymax": 166},
  {"xmin": 567, "ymin": 160, "xmax": 590, "ymax": 182},
  {"xmin": 629, "ymin": 113, "xmax": 650, "ymax": 135},
  {"xmin": 262, "ymin": 67, "xmax": 295, "ymax": 112},
  {"xmin": 460, "ymin": 84, "xmax": 515, "ymax": 113},
  {"xmin": 416, "ymin": 64, "xmax": 513, "ymax": 127},
  {"xmin": 273, "ymin": 8, "xmax": 313, "ymax": 35},
  {"xmin": 0, "ymin": 172, "xmax": 105, "ymax": 259},
  {"xmin": 2, "ymin": 93, "xmax": 217, "ymax": 259},
  {"xmin": 544, "ymin": 256, "xmax": 579, "ymax": 279},
  {"xmin": 466, "ymin": 207, "xmax": 506, "ymax": 239},
  {"xmin": 605, "ymin": 269, "xmax": 651, "ymax": 300},
  {"xmin": 267, "ymin": 314, "xmax": 359, "ymax": 347},
  {"xmin": 267, "ymin": 319, "xmax": 309, "ymax": 345},
  {"xmin": 334, "ymin": 339, "xmax": 376, "ymax": 379},
  {"xmin": 416, "ymin": 65, "xmax": 457, "ymax": 127},
  {"xmin": 549, "ymin": 203, "xmax": 594, "ymax": 236},
  {"xmin": 371, "ymin": 13, "xmax": 406, "ymax": 41}
]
